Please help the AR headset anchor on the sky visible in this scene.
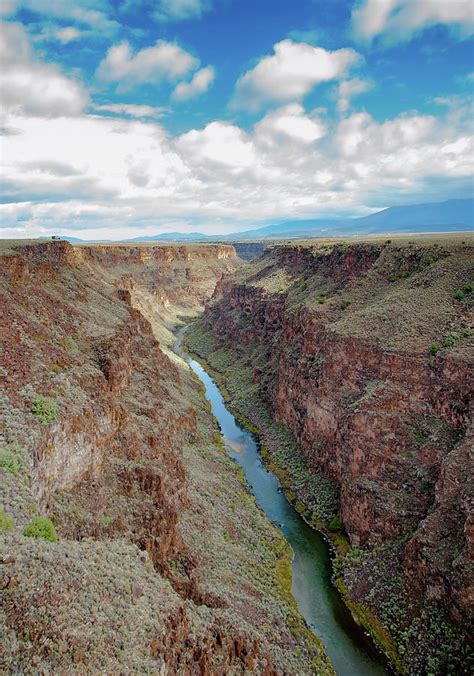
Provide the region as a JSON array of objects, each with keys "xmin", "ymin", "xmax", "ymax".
[{"xmin": 0, "ymin": 0, "xmax": 473, "ymax": 240}]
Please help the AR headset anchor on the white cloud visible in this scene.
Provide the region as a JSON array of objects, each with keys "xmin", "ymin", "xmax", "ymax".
[
  {"xmin": 1, "ymin": 25, "xmax": 472, "ymax": 238},
  {"xmin": 232, "ymin": 39, "xmax": 361, "ymax": 111},
  {"xmin": 96, "ymin": 39, "xmax": 198, "ymax": 89},
  {"xmin": 172, "ymin": 66, "xmax": 215, "ymax": 101},
  {"xmin": 338, "ymin": 78, "xmax": 373, "ymax": 113},
  {"xmin": 352, "ymin": 0, "xmax": 474, "ymax": 43},
  {"xmin": 93, "ymin": 103, "xmax": 167, "ymax": 119},
  {"xmin": 255, "ymin": 104, "xmax": 326, "ymax": 144},
  {"xmin": 154, "ymin": 0, "xmax": 211, "ymax": 22},
  {"xmin": 54, "ymin": 26, "xmax": 82, "ymax": 43},
  {"xmin": 33, "ymin": 24, "xmax": 85, "ymax": 43},
  {"xmin": 13, "ymin": 0, "xmax": 118, "ymax": 32},
  {"xmin": 0, "ymin": 21, "xmax": 88, "ymax": 117},
  {"xmin": 177, "ymin": 121, "xmax": 256, "ymax": 171},
  {"xmin": 2, "ymin": 100, "xmax": 472, "ymax": 240}
]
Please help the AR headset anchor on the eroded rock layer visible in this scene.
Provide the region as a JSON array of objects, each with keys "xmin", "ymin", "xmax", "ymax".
[
  {"xmin": 186, "ymin": 236, "xmax": 473, "ymax": 674},
  {"xmin": 0, "ymin": 240, "xmax": 331, "ymax": 674}
]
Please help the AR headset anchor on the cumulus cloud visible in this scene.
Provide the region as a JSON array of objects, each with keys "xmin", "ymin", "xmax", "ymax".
[
  {"xmin": 1, "ymin": 26, "xmax": 472, "ymax": 237},
  {"xmin": 0, "ymin": 21, "xmax": 88, "ymax": 117},
  {"xmin": 177, "ymin": 121, "xmax": 256, "ymax": 172},
  {"xmin": 338, "ymin": 78, "xmax": 373, "ymax": 113},
  {"xmin": 172, "ymin": 66, "xmax": 215, "ymax": 101},
  {"xmin": 352, "ymin": 0, "xmax": 474, "ymax": 43},
  {"xmin": 2, "ymin": 98, "xmax": 472, "ymax": 239},
  {"xmin": 255, "ymin": 104, "xmax": 326, "ymax": 144},
  {"xmin": 232, "ymin": 39, "xmax": 361, "ymax": 111},
  {"xmin": 96, "ymin": 39, "xmax": 198, "ymax": 89},
  {"xmin": 154, "ymin": 0, "xmax": 211, "ymax": 22}
]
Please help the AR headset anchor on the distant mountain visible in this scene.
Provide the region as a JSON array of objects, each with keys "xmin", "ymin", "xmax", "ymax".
[
  {"xmin": 53, "ymin": 198, "xmax": 474, "ymax": 244},
  {"xmin": 128, "ymin": 232, "xmax": 209, "ymax": 242},
  {"xmin": 225, "ymin": 198, "xmax": 474, "ymax": 240}
]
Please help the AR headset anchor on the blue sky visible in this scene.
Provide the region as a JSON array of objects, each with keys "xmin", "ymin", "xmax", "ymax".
[{"xmin": 1, "ymin": 0, "xmax": 473, "ymax": 239}]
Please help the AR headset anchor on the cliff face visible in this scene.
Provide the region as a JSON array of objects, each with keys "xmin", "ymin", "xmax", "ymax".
[
  {"xmin": 0, "ymin": 240, "xmax": 329, "ymax": 673},
  {"xmin": 189, "ymin": 237, "xmax": 473, "ymax": 670}
]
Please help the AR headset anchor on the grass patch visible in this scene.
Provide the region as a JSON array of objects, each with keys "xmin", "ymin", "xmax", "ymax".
[
  {"xmin": 31, "ymin": 394, "xmax": 58, "ymax": 425},
  {"xmin": 0, "ymin": 509, "xmax": 15, "ymax": 531},
  {"xmin": 23, "ymin": 516, "xmax": 58, "ymax": 542}
]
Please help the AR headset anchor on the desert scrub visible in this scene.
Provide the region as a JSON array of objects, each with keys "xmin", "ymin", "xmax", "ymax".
[
  {"xmin": 31, "ymin": 394, "xmax": 57, "ymax": 424},
  {"xmin": 23, "ymin": 516, "xmax": 58, "ymax": 542},
  {"xmin": 0, "ymin": 509, "xmax": 15, "ymax": 531},
  {"xmin": 443, "ymin": 332, "xmax": 460, "ymax": 348},
  {"xmin": 0, "ymin": 445, "xmax": 26, "ymax": 475}
]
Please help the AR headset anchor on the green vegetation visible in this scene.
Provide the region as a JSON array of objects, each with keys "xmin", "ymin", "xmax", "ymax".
[
  {"xmin": 31, "ymin": 394, "xmax": 58, "ymax": 424},
  {"xmin": 443, "ymin": 332, "xmax": 460, "ymax": 348},
  {"xmin": 100, "ymin": 516, "xmax": 113, "ymax": 527},
  {"xmin": 453, "ymin": 290, "xmax": 464, "ymax": 300},
  {"xmin": 0, "ymin": 509, "xmax": 15, "ymax": 531},
  {"xmin": 23, "ymin": 516, "xmax": 58, "ymax": 542},
  {"xmin": 340, "ymin": 301, "xmax": 351, "ymax": 310},
  {"xmin": 430, "ymin": 343, "xmax": 440, "ymax": 356},
  {"xmin": 329, "ymin": 516, "xmax": 344, "ymax": 533},
  {"xmin": 0, "ymin": 446, "xmax": 24, "ymax": 475}
]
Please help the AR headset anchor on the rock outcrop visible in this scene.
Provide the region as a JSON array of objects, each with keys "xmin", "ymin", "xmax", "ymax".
[
  {"xmin": 0, "ymin": 240, "xmax": 330, "ymax": 674},
  {"xmin": 188, "ymin": 237, "xmax": 473, "ymax": 672}
]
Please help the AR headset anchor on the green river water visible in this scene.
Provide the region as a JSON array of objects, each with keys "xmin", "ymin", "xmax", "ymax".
[{"xmin": 184, "ymin": 351, "xmax": 390, "ymax": 675}]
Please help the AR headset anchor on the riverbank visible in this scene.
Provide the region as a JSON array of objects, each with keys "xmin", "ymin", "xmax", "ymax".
[
  {"xmin": 183, "ymin": 314, "xmax": 474, "ymax": 675},
  {"xmin": 181, "ymin": 326, "xmax": 391, "ymax": 675}
]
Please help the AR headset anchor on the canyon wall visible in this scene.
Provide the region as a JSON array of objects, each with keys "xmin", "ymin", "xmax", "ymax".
[
  {"xmin": 188, "ymin": 237, "xmax": 473, "ymax": 672},
  {"xmin": 0, "ymin": 240, "xmax": 330, "ymax": 673}
]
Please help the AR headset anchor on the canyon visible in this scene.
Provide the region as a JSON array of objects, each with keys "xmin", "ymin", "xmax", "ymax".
[
  {"xmin": 0, "ymin": 240, "xmax": 331, "ymax": 673},
  {"xmin": 1, "ymin": 235, "xmax": 472, "ymax": 674},
  {"xmin": 185, "ymin": 235, "xmax": 473, "ymax": 674}
]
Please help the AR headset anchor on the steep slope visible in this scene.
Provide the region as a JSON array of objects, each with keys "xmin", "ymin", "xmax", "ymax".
[
  {"xmin": 0, "ymin": 240, "xmax": 331, "ymax": 673},
  {"xmin": 185, "ymin": 235, "xmax": 473, "ymax": 674}
]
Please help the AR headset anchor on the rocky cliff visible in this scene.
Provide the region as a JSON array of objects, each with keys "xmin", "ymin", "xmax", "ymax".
[
  {"xmin": 186, "ymin": 236, "xmax": 473, "ymax": 674},
  {"xmin": 0, "ymin": 240, "xmax": 331, "ymax": 673}
]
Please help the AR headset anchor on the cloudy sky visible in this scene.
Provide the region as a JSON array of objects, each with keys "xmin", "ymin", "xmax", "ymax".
[{"xmin": 1, "ymin": 0, "xmax": 473, "ymax": 240}]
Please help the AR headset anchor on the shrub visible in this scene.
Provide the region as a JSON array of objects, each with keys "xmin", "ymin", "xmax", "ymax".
[
  {"xmin": 388, "ymin": 274, "xmax": 397, "ymax": 282},
  {"xmin": 453, "ymin": 290, "xmax": 464, "ymax": 301},
  {"xmin": 318, "ymin": 298, "xmax": 325, "ymax": 304},
  {"xmin": 463, "ymin": 284, "xmax": 473, "ymax": 294},
  {"xmin": 340, "ymin": 300, "xmax": 351, "ymax": 310},
  {"xmin": 23, "ymin": 516, "xmax": 58, "ymax": 542},
  {"xmin": 444, "ymin": 332, "xmax": 460, "ymax": 348},
  {"xmin": 100, "ymin": 516, "xmax": 113, "ymax": 527},
  {"xmin": 463, "ymin": 328, "xmax": 473, "ymax": 338},
  {"xmin": 0, "ymin": 509, "xmax": 14, "ymax": 532},
  {"xmin": 430, "ymin": 343, "xmax": 440, "ymax": 356},
  {"xmin": 329, "ymin": 515, "xmax": 344, "ymax": 533},
  {"xmin": 0, "ymin": 447, "xmax": 22, "ymax": 475},
  {"xmin": 31, "ymin": 394, "xmax": 57, "ymax": 425}
]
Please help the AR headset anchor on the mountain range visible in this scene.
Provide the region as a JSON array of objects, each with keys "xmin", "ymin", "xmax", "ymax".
[{"xmin": 60, "ymin": 198, "xmax": 473, "ymax": 242}]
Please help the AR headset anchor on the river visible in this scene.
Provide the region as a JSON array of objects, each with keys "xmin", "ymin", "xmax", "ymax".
[{"xmin": 181, "ymin": 347, "xmax": 390, "ymax": 675}]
